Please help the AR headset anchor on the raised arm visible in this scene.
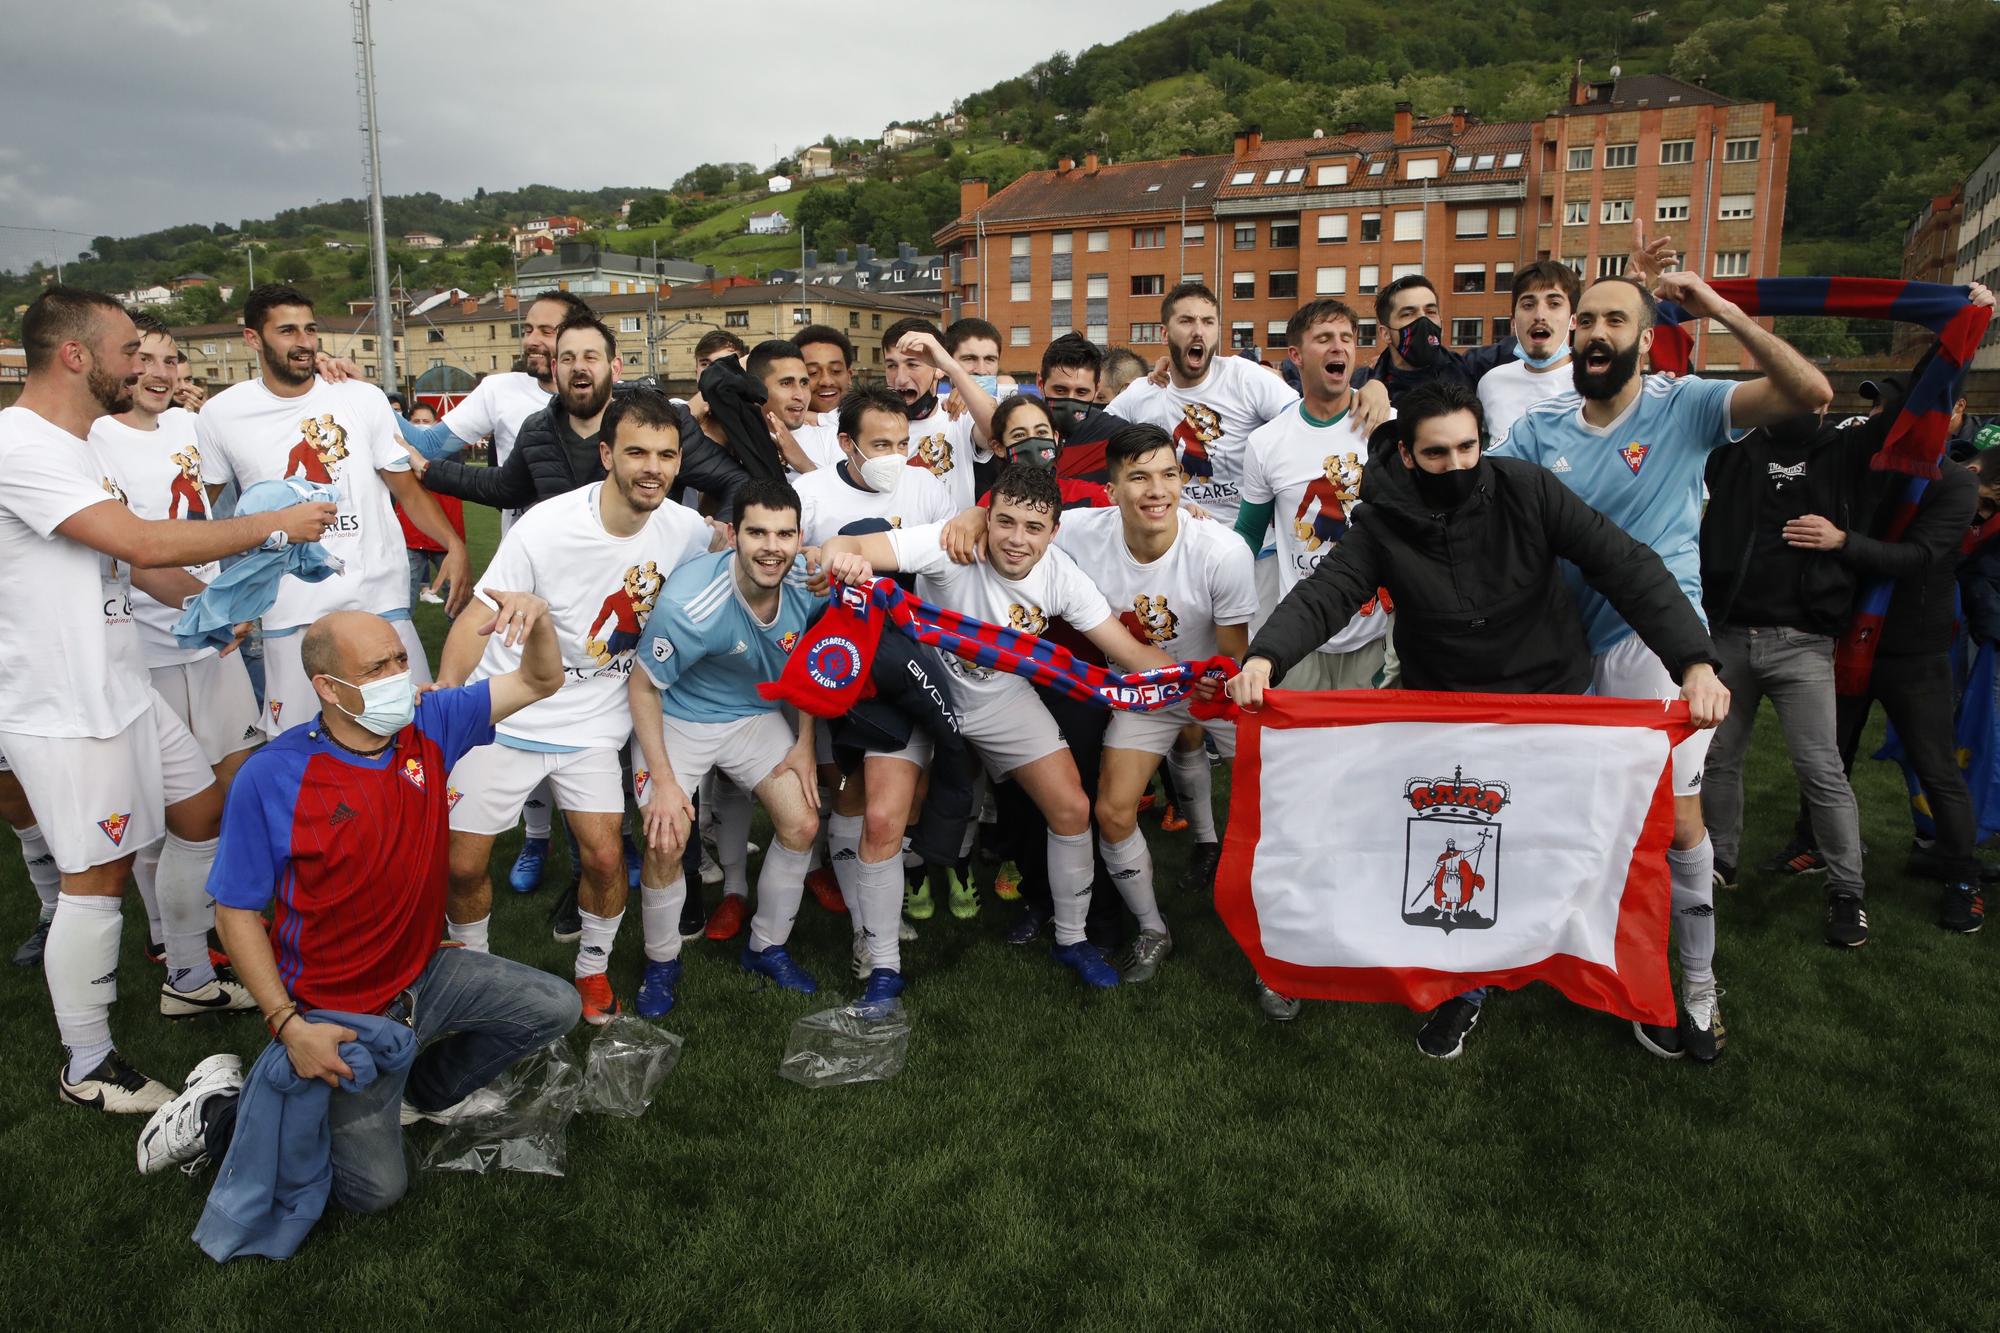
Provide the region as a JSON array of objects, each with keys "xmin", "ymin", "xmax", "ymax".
[
  {"xmin": 1653, "ymin": 272, "xmax": 1832, "ymax": 425},
  {"xmin": 58, "ymin": 498, "xmax": 335, "ymax": 569},
  {"xmin": 902, "ymin": 330, "xmax": 996, "ymax": 445},
  {"xmin": 417, "ymin": 434, "xmax": 538, "ymax": 509},
  {"xmin": 470, "ymin": 592, "xmax": 562, "ymax": 723}
]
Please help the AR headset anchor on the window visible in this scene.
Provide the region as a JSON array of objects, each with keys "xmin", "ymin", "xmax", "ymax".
[
  {"xmin": 1564, "ymin": 200, "xmax": 1589, "ymax": 226},
  {"xmin": 1130, "ymin": 323, "xmax": 1164, "ymax": 343},
  {"xmin": 490, "ymin": 355, "xmax": 500, "ymax": 370},
  {"xmin": 849, "ymin": 311, "xmax": 860, "ymax": 328},
  {"xmin": 1562, "ymin": 255, "xmax": 1585, "ymax": 275},
  {"xmin": 1498, "ymin": 206, "xmax": 1518, "ymax": 237},
  {"xmin": 1367, "ymin": 160, "xmax": 1387, "ymax": 176},
  {"xmin": 1568, "ymin": 146, "xmax": 1593, "ymax": 171},
  {"xmin": 426, "ymin": 328, "xmax": 445, "ymax": 343},
  {"xmin": 1406, "ymin": 157, "xmax": 1439, "ymax": 180},
  {"xmin": 1393, "ymin": 210, "xmax": 1424, "ymax": 242},
  {"xmin": 1456, "ymin": 207, "xmax": 1489, "ymax": 239},
  {"xmin": 488, "ymin": 324, "xmax": 498, "ymax": 340},
  {"xmin": 871, "ymin": 346, "xmax": 882, "ymax": 363},
  {"xmin": 618, "ymin": 316, "xmax": 641, "ymax": 333},
  {"xmin": 623, "ymin": 352, "xmax": 641, "ymax": 368},
  {"xmin": 1086, "ymin": 275, "xmax": 1109, "ymax": 299},
  {"xmin": 1229, "ymin": 170, "xmax": 1256, "ymax": 186},
  {"xmin": 1269, "ymin": 270, "xmax": 1299, "ymax": 299},
  {"xmin": 1356, "ymin": 319, "xmax": 1378, "ymax": 347},
  {"xmin": 1263, "ymin": 169, "xmax": 1284, "ymax": 185},
  {"xmin": 1391, "ymin": 263, "xmax": 1422, "ymax": 281},
  {"xmin": 1259, "ymin": 320, "xmax": 1286, "ymax": 348},
  {"xmin": 1010, "ymin": 326, "xmax": 1030, "ymax": 346},
  {"xmin": 1492, "ymin": 317, "xmax": 1511, "ymax": 342},
  {"xmin": 1233, "ymin": 224, "xmax": 1257, "ymax": 250},
  {"xmin": 1494, "ymin": 263, "xmax": 1515, "ymax": 293},
  {"xmin": 1010, "ymin": 234, "xmax": 1030, "ymax": 257},
  {"xmin": 357, "ymin": 340, "xmax": 370, "ymax": 354},
  {"xmin": 792, "ymin": 307, "xmax": 812, "ymax": 325},
  {"xmin": 1131, "ymin": 274, "xmax": 1165, "ymax": 296},
  {"xmin": 1052, "ymin": 232, "xmax": 1072, "ymax": 255},
  {"xmin": 1315, "ymin": 267, "xmax": 1347, "ymax": 295},
  {"xmin": 1502, "ymin": 152, "xmax": 1523, "ymax": 169},
  {"xmin": 1231, "ymin": 271, "xmax": 1255, "ymax": 300},
  {"xmin": 1454, "ymin": 155, "xmax": 1473, "ymax": 172},
  {"xmin": 1604, "ymin": 143, "xmax": 1637, "ymax": 169},
  {"xmin": 1358, "ymin": 265, "xmax": 1380, "ymax": 294},
  {"xmin": 1270, "ymin": 221, "xmax": 1299, "ymax": 248},
  {"xmin": 1452, "ymin": 263, "xmax": 1486, "ymax": 294},
  {"xmin": 1011, "ymin": 280, "xmax": 1030, "ymax": 302},
  {"xmin": 1597, "ymin": 254, "xmax": 1627, "ymax": 277},
  {"xmin": 1318, "ymin": 213, "xmax": 1349, "ymax": 243},
  {"xmin": 872, "ymin": 315, "xmax": 881, "ymax": 329},
  {"xmin": 1230, "ymin": 322, "xmax": 1255, "ymax": 349},
  {"xmin": 1086, "ymin": 230, "xmax": 1109, "ymax": 252},
  {"xmin": 1660, "ymin": 139, "xmax": 1694, "ymax": 165},
  {"xmin": 1182, "ymin": 224, "xmax": 1205, "ymax": 246},
  {"xmin": 1360, "ymin": 213, "xmax": 1382, "ymax": 242},
  {"xmin": 1724, "ymin": 137, "xmax": 1759, "ymax": 163},
  {"xmin": 1450, "ymin": 318, "xmax": 1482, "ymax": 346},
  {"xmin": 1131, "ymin": 226, "xmax": 1165, "ymax": 249},
  {"xmin": 1602, "ymin": 199, "xmax": 1633, "ymax": 224},
  {"xmin": 1315, "ymin": 163, "xmax": 1348, "ymax": 186},
  {"xmin": 1656, "ymin": 196, "xmax": 1691, "ymax": 222},
  {"xmin": 1714, "ymin": 250, "xmax": 1751, "ymax": 277},
  {"xmin": 1086, "ymin": 323, "xmax": 1108, "ymax": 344},
  {"xmin": 1050, "ymin": 279, "xmax": 1073, "ymax": 300},
  {"xmin": 725, "ymin": 310, "xmax": 749, "ymax": 327},
  {"xmin": 1718, "ymin": 194, "xmax": 1755, "ymax": 220},
  {"xmin": 1475, "ymin": 154, "xmax": 1496, "ymax": 171}
]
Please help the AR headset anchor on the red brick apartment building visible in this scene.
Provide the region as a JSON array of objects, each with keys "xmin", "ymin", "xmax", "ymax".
[{"xmin": 938, "ymin": 72, "xmax": 1790, "ymax": 375}]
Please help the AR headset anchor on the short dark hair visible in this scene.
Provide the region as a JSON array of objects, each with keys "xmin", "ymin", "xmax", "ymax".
[
  {"xmin": 243, "ymin": 283, "xmax": 314, "ymax": 334},
  {"xmin": 525, "ymin": 289, "xmax": 593, "ymax": 322},
  {"xmin": 694, "ymin": 329, "xmax": 748, "ymax": 362},
  {"xmin": 1161, "ymin": 280, "xmax": 1219, "ymax": 326},
  {"xmin": 1586, "ymin": 275, "xmax": 1659, "ymax": 329},
  {"xmin": 793, "ymin": 323, "xmax": 854, "ymax": 366},
  {"xmin": 22, "ymin": 286, "xmax": 125, "ymax": 372},
  {"xmin": 1510, "ymin": 260, "xmax": 1581, "ymax": 308},
  {"xmin": 745, "ymin": 339, "xmax": 804, "ymax": 382},
  {"xmin": 1104, "ymin": 422, "xmax": 1177, "ymax": 477},
  {"xmin": 836, "ymin": 384, "xmax": 909, "ymax": 443},
  {"xmin": 989, "ymin": 460, "xmax": 1063, "ymax": 518},
  {"xmin": 991, "ymin": 393, "xmax": 1053, "ymax": 444},
  {"xmin": 1397, "ymin": 379, "xmax": 1486, "ymax": 450},
  {"xmin": 1375, "ymin": 273, "xmax": 1439, "ymax": 326},
  {"xmin": 556, "ymin": 311, "xmax": 615, "ymax": 357},
  {"xmin": 601, "ymin": 385, "xmax": 681, "ymax": 445},
  {"xmin": 733, "ymin": 476, "xmax": 802, "ymax": 527},
  {"xmin": 1039, "ymin": 331, "xmax": 1101, "ymax": 385},
  {"xmin": 1101, "ymin": 347, "xmax": 1148, "ymax": 394},
  {"xmin": 943, "ymin": 317, "xmax": 1001, "ymax": 354},
  {"xmin": 1285, "ymin": 299, "xmax": 1360, "ymax": 349},
  {"xmin": 129, "ymin": 309, "xmax": 174, "ymax": 340},
  {"xmin": 882, "ymin": 316, "xmax": 941, "ymax": 353}
]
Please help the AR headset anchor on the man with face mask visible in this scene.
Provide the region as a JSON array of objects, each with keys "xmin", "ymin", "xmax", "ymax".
[
  {"xmin": 1231, "ymin": 380, "xmax": 1727, "ymax": 1039},
  {"xmin": 884, "ymin": 316, "xmax": 998, "ymax": 510},
  {"xmin": 1494, "ymin": 271, "xmax": 1833, "ymax": 1062},
  {"xmin": 1036, "ymin": 333, "xmax": 1133, "ymax": 486},
  {"xmin": 1479, "ymin": 262, "xmax": 1583, "ymax": 447}
]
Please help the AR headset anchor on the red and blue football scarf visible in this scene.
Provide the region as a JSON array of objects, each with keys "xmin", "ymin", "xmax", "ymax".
[
  {"xmin": 761, "ymin": 579, "xmax": 1236, "ymax": 718},
  {"xmin": 1652, "ymin": 278, "xmax": 1989, "ymax": 693}
]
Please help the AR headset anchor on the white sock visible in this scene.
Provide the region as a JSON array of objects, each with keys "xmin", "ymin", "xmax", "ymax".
[
  {"xmin": 640, "ymin": 880, "xmax": 685, "ymax": 963},
  {"xmin": 715, "ymin": 781, "xmax": 753, "ymax": 896},
  {"xmin": 1668, "ymin": 838, "xmax": 1717, "ymax": 992},
  {"xmin": 523, "ymin": 778, "xmax": 553, "ymax": 841},
  {"xmin": 857, "ymin": 852, "xmax": 904, "ymax": 972},
  {"xmin": 749, "ymin": 840, "xmax": 812, "ymax": 953},
  {"xmin": 157, "ymin": 832, "xmax": 219, "ymax": 993},
  {"xmin": 1168, "ymin": 746, "xmax": 1218, "ymax": 843},
  {"xmin": 446, "ymin": 914, "xmax": 490, "ymax": 953},
  {"xmin": 46, "ymin": 893, "xmax": 121, "ymax": 1083},
  {"xmin": 699, "ymin": 771, "xmax": 720, "ymax": 839},
  {"xmin": 574, "ymin": 908, "xmax": 622, "ymax": 978},
  {"xmin": 828, "ymin": 813, "xmax": 864, "ymax": 924},
  {"xmin": 16, "ymin": 823, "xmax": 59, "ymax": 917},
  {"xmin": 1047, "ymin": 828, "xmax": 1094, "ymax": 946},
  {"xmin": 131, "ymin": 839, "xmax": 165, "ymax": 944},
  {"xmin": 1100, "ymin": 830, "xmax": 1167, "ymax": 935}
]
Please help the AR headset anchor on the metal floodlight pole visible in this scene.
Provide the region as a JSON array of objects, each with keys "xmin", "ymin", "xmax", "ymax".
[{"xmin": 354, "ymin": 0, "xmax": 396, "ymax": 393}]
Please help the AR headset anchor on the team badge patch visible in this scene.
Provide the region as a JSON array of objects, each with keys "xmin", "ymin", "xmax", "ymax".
[
  {"xmin": 270, "ymin": 701, "xmax": 284, "ymax": 727},
  {"xmin": 778, "ymin": 630, "xmax": 800, "ymax": 653},
  {"xmin": 401, "ymin": 757, "xmax": 426, "ymax": 791},
  {"xmin": 1618, "ymin": 441, "xmax": 1649, "ymax": 475},
  {"xmin": 446, "ymin": 786, "xmax": 463, "ymax": 811},
  {"xmin": 806, "ymin": 636, "xmax": 865, "ymax": 691},
  {"xmin": 1402, "ymin": 767, "xmax": 1509, "ymax": 934},
  {"xmin": 634, "ymin": 769, "xmax": 651, "ymax": 801},
  {"xmin": 97, "ymin": 813, "xmax": 132, "ymax": 847}
]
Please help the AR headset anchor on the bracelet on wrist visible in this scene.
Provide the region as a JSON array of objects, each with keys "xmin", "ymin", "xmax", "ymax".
[
  {"xmin": 272, "ymin": 1009, "xmax": 302, "ymax": 1040},
  {"xmin": 264, "ymin": 1000, "xmax": 298, "ymax": 1036}
]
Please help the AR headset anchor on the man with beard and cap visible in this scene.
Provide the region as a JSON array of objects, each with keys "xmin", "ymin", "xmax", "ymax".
[
  {"xmin": 1230, "ymin": 379, "xmax": 1727, "ymax": 1038},
  {"xmin": 1478, "ymin": 262, "xmax": 1583, "ymax": 446},
  {"xmin": 884, "ymin": 316, "xmax": 998, "ymax": 511},
  {"xmin": 199, "ymin": 285, "xmax": 470, "ymax": 740},
  {"xmin": 1493, "ymin": 271, "xmax": 1833, "ymax": 1064},
  {"xmin": 0, "ymin": 287, "xmax": 335, "ymax": 1112}
]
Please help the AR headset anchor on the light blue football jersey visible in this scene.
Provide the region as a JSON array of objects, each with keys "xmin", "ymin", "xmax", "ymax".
[
  {"xmin": 636, "ymin": 550, "xmax": 824, "ymax": 724},
  {"xmin": 1491, "ymin": 372, "xmax": 1743, "ymax": 654}
]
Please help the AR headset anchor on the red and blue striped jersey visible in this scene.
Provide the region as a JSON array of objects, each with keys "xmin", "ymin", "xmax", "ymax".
[{"xmin": 209, "ymin": 683, "xmax": 495, "ymax": 1013}]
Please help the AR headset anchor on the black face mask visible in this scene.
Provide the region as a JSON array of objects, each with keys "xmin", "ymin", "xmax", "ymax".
[
  {"xmin": 904, "ymin": 390, "xmax": 938, "ymax": 421},
  {"xmin": 1044, "ymin": 395, "xmax": 1100, "ymax": 442},
  {"xmin": 1396, "ymin": 317, "xmax": 1444, "ymax": 370},
  {"xmin": 1409, "ymin": 460, "xmax": 1482, "ymax": 510},
  {"xmin": 1008, "ymin": 436, "xmax": 1061, "ymax": 470}
]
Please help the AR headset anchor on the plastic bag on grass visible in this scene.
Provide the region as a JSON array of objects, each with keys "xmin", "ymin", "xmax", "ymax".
[
  {"xmin": 778, "ymin": 1003, "xmax": 910, "ymax": 1087},
  {"xmin": 578, "ymin": 1016, "xmax": 683, "ymax": 1118},
  {"xmin": 418, "ymin": 1038, "xmax": 581, "ymax": 1178}
]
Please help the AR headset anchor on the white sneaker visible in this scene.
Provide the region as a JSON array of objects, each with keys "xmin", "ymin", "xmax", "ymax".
[
  {"xmin": 697, "ymin": 846, "xmax": 724, "ymax": 886},
  {"xmin": 160, "ymin": 974, "xmax": 258, "ymax": 1018},
  {"xmin": 400, "ymin": 1085, "xmax": 509, "ymax": 1127},
  {"xmin": 418, "ymin": 587, "xmax": 446, "ymax": 605},
  {"xmin": 898, "ymin": 918, "xmax": 917, "ymax": 943},
  {"xmin": 60, "ymin": 1050, "xmax": 175, "ymax": 1115},
  {"xmin": 136, "ymin": 1053, "xmax": 242, "ymax": 1175}
]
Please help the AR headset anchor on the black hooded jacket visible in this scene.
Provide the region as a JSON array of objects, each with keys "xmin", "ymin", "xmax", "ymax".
[{"xmin": 1248, "ymin": 423, "xmax": 1717, "ymax": 694}]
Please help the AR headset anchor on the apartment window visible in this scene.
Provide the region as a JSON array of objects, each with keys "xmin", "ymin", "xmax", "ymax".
[
  {"xmin": 1656, "ymin": 196, "xmax": 1691, "ymax": 222},
  {"xmin": 1052, "ymin": 232, "xmax": 1073, "ymax": 255},
  {"xmin": 1604, "ymin": 143, "xmax": 1637, "ymax": 169},
  {"xmin": 1086, "ymin": 275, "xmax": 1109, "ymax": 299},
  {"xmin": 1406, "ymin": 157, "xmax": 1439, "ymax": 181},
  {"xmin": 792, "ymin": 308, "xmax": 812, "ymax": 325},
  {"xmin": 1497, "ymin": 206, "xmax": 1518, "ymax": 237},
  {"xmin": 357, "ymin": 340, "xmax": 370, "ymax": 354},
  {"xmin": 1011, "ymin": 280, "xmax": 1030, "ymax": 302},
  {"xmin": 1086, "ymin": 230, "xmax": 1109, "ymax": 252},
  {"xmin": 1315, "ymin": 164, "xmax": 1348, "ymax": 186},
  {"xmin": 1130, "ymin": 323, "xmax": 1163, "ymax": 343},
  {"xmin": 848, "ymin": 311, "xmax": 860, "ymax": 328},
  {"xmin": 725, "ymin": 310, "xmax": 749, "ymax": 327},
  {"xmin": 872, "ymin": 315, "xmax": 881, "ymax": 329},
  {"xmin": 509, "ymin": 324, "xmax": 521, "ymax": 338},
  {"xmin": 1450, "ymin": 318, "xmax": 1482, "ymax": 346},
  {"xmin": 1724, "ymin": 137, "xmax": 1760, "ymax": 163},
  {"xmin": 1269, "ymin": 270, "xmax": 1299, "ymax": 299},
  {"xmin": 1230, "ymin": 322, "xmax": 1255, "ymax": 349},
  {"xmin": 426, "ymin": 329, "xmax": 445, "ymax": 343},
  {"xmin": 1368, "ymin": 160, "xmax": 1386, "ymax": 176},
  {"xmin": 1356, "ymin": 319, "xmax": 1378, "ymax": 347},
  {"xmin": 1233, "ymin": 224, "xmax": 1257, "ymax": 250},
  {"xmin": 619, "ymin": 316, "xmax": 642, "ymax": 333},
  {"xmin": 1050, "ymin": 279, "xmax": 1073, "ymax": 300},
  {"xmin": 1010, "ymin": 234, "xmax": 1030, "ymax": 257},
  {"xmin": 871, "ymin": 346, "xmax": 882, "ymax": 363},
  {"xmin": 488, "ymin": 324, "xmax": 498, "ymax": 340},
  {"xmin": 1265, "ymin": 319, "xmax": 1290, "ymax": 348},
  {"xmin": 1358, "ymin": 265, "xmax": 1380, "ymax": 294},
  {"xmin": 623, "ymin": 352, "xmax": 641, "ymax": 368},
  {"xmin": 1391, "ymin": 263, "xmax": 1422, "ymax": 281},
  {"xmin": 1086, "ymin": 323, "xmax": 1108, "ymax": 344},
  {"xmin": 1564, "ymin": 200, "xmax": 1589, "ymax": 226},
  {"xmin": 1231, "ymin": 271, "xmax": 1255, "ymax": 300},
  {"xmin": 1568, "ymin": 146, "xmax": 1593, "ymax": 171},
  {"xmin": 1562, "ymin": 255, "xmax": 1586, "ymax": 275},
  {"xmin": 1454, "ymin": 155, "xmax": 1473, "ymax": 172},
  {"xmin": 1270, "ymin": 220, "xmax": 1299, "ymax": 248},
  {"xmin": 1360, "ymin": 213, "xmax": 1381, "ymax": 242},
  {"xmin": 1494, "ymin": 263, "xmax": 1514, "ymax": 293},
  {"xmin": 1182, "ymin": 224, "xmax": 1205, "ymax": 245},
  {"xmin": 1597, "ymin": 254, "xmax": 1627, "ymax": 278},
  {"xmin": 1229, "ymin": 170, "xmax": 1256, "ymax": 186},
  {"xmin": 1714, "ymin": 250, "xmax": 1751, "ymax": 277},
  {"xmin": 1660, "ymin": 139, "xmax": 1695, "ymax": 165},
  {"xmin": 1719, "ymin": 194, "xmax": 1756, "ymax": 220},
  {"xmin": 1455, "ymin": 207, "xmax": 1489, "ymax": 239},
  {"xmin": 1315, "ymin": 266, "xmax": 1347, "ymax": 295},
  {"xmin": 1452, "ymin": 263, "xmax": 1486, "ymax": 294},
  {"xmin": 1393, "ymin": 210, "xmax": 1425, "ymax": 242},
  {"xmin": 1491, "ymin": 317, "xmax": 1511, "ymax": 342},
  {"xmin": 1602, "ymin": 199, "xmax": 1633, "ymax": 224},
  {"xmin": 1263, "ymin": 169, "xmax": 1284, "ymax": 185},
  {"xmin": 1131, "ymin": 274, "xmax": 1165, "ymax": 296},
  {"xmin": 1318, "ymin": 213, "xmax": 1349, "ymax": 243},
  {"xmin": 1284, "ymin": 168, "xmax": 1305, "ymax": 185},
  {"xmin": 1502, "ymin": 152, "xmax": 1523, "ymax": 168},
  {"xmin": 490, "ymin": 355, "xmax": 500, "ymax": 370},
  {"xmin": 1132, "ymin": 226, "xmax": 1165, "ymax": 249},
  {"xmin": 952, "ymin": 291, "xmax": 971, "ymax": 313}
]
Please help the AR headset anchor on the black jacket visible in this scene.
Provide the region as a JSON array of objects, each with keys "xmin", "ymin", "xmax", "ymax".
[
  {"xmin": 1859, "ymin": 461, "xmax": 1977, "ymax": 657},
  {"xmin": 1249, "ymin": 424, "xmax": 1716, "ymax": 695}
]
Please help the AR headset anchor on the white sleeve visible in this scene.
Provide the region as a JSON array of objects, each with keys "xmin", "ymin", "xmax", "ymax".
[
  {"xmin": 1245, "ymin": 359, "xmax": 1302, "ymax": 424},
  {"xmin": 947, "ymin": 410, "xmax": 989, "ymax": 463},
  {"xmin": 1050, "ymin": 548, "xmax": 1112, "ymax": 632},
  {"xmin": 362, "ymin": 386, "xmax": 410, "ymax": 473},
  {"xmin": 886, "ymin": 520, "xmax": 955, "ymax": 579},
  {"xmin": 1238, "ymin": 422, "xmax": 1276, "ymax": 504},
  {"xmin": 440, "ymin": 378, "xmax": 498, "ymax": 446},
  {"xmin": 1208, "ymin": 532, "xmax": 1261, "ymax": 624},
  {"xmin": 1107, "ymin": 378, "xmax": 1164, "ymax": 426},
  {"xmin": 194, "ymin": 411, "xmax": 234, "ymax": 486},
  {"xmin": 3, "ymin": 444, "xmax": 116, "ymax": 538}
]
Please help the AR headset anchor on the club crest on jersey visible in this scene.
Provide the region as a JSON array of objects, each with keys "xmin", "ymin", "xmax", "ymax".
[
  {"xmin": 401, "ymin": 757, "xmax": 426, "ymax": 791},
  {"xmin": 633, "ymin": 769, "xmax": 650, "ymax": 801},
  {"xmin": 285, "ymin": 415, "xmax": 350, "ymax": 484},
  {"xmin": 269, "ymin": 701, "xmax": 284, "ymax": 727},
  {"xmin": 1118, "ymin": 594, "xmax": 1179, "ymax": 646},
  {"xmin": 97, "ymin": 812, "xmax": 132, "ymax": 846},
  {"xmin": 1172, "ymin": 403, "xmax": 1222, "ymax": 478},
  {"xmin": 1402, "ymin": 766, "xmax": 1509, "ymax": 935},
  {"xmin": 446, "ymin": 786, "xmax": 463, "ymax": 811},
  {"xmin": 1618, "ymin": 441, "xmax": 1649, "ymax": 475},
  {"xmin": 587, "ymin": 562, "xmax": 665, "ymax": 667},
  {"xmin": 778, "ymin": 630, "xmax": 800, "ymax": 653}
]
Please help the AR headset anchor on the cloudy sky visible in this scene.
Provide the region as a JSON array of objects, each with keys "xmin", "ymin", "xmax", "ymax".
[{"xmin": 0, "ymin": 0, "xmax": 1181, "ymax": 273}]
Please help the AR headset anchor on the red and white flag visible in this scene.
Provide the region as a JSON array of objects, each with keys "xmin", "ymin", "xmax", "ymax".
[{"xmin": 1216, "ymin": 690, "xmax": 1693, "ymax": 1024}]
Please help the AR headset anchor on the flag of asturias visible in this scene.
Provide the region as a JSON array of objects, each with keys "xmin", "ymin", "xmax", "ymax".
[{"xmin": 1216, "ymin": 690, "xmax": 1693, "ymax": 1024}]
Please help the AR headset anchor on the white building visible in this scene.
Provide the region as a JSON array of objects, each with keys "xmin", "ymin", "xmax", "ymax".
[
  {"xmin": 748, "ymin": 210, "xmax": 790, "ymax": 236},
  {"xmin": 118, "ymin": 285, "xmax": 175, "ymax": 308},
  {"xmin": 768, "ymin": 174, "xmax": 793, "ymax": 194}
]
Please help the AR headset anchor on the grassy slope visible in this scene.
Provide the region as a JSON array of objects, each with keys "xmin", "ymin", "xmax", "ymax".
[{"xmin": 0, "ymin": 501, "xmax": 1993, "ymax": 1329}]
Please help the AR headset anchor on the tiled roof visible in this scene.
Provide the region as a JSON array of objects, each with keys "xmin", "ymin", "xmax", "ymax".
[
  {"xmin": 961, "ymin": 154, "xmax": 1234, "ymax": 225},
  {"xmin": 1216, "ymin": 120, "xmax": 1533, "ymax": 200},
  {"xmin": 1558, "ymin": 73, "xmax": 1735, "ymax": 116}
]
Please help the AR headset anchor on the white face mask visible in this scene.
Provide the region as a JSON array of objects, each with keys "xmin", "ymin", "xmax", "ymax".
[
  {"xmin": 325, "ymin": 669, "xmax": 416, "ymax": 737},
  {"xmin": 857, "ymin": 453, "xmax": 908, "ymax": 494}
]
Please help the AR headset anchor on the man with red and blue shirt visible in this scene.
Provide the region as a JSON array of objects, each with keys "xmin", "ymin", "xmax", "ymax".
[{"xmin": 140, "ymin": 600, "xmax": 578, "ymax": 1213}]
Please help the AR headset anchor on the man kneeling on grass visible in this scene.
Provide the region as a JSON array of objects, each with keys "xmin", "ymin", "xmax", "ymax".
[{"xmin": 135, "ymin": 603, "xmax": 581, "ymax": 1226}]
